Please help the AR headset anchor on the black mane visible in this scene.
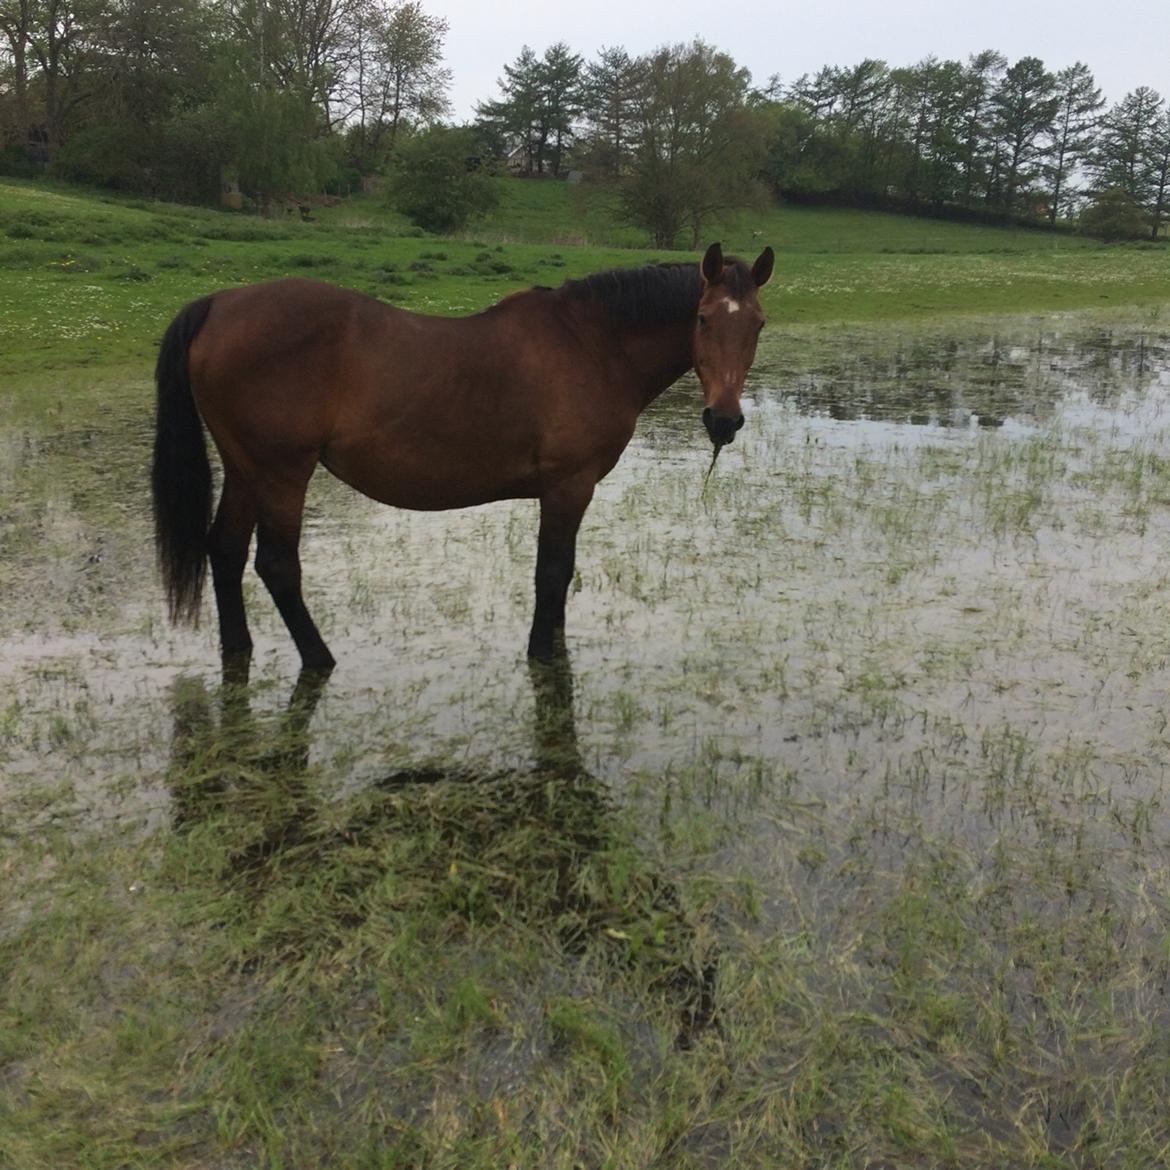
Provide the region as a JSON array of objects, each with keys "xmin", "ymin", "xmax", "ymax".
[{"xmin": 563, "ymin": 257, "xmax": 755, "ymax": 327}]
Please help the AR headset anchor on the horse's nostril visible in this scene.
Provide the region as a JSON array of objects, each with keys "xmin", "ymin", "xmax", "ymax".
[{"xmin": 734, "ymin": 415, "xmax": 745, "ymax": 431}]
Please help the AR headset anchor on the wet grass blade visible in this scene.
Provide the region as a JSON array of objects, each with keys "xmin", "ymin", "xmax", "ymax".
[{"xmin": 701, "ymin": 441, "xmax": 726, "ymax": 496}]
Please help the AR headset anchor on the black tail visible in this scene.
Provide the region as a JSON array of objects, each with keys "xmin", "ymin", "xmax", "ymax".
[{"xmin": 152, "ymin": 296, "xmax": 215, "ymax": 625}]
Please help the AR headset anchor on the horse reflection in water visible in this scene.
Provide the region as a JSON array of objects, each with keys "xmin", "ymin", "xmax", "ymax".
[{"xmin": 168, "ymin": 661, "xmax": 717, "ymax": 1046}]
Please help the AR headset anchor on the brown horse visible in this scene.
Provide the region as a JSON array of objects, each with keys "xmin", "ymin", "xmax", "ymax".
[{"xmin": 152, "ymin": 242, "xmax": 774, "ymax": 670}]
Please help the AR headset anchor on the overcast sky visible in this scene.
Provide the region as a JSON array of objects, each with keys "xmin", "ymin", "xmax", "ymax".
[{"xmin": 427, "ymin": 0, "xmax": 1164, "ymax": 121}]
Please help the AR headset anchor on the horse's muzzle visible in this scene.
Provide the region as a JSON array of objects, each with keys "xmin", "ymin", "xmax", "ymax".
[{"xmin": 702, "ymin": 407, "xmax": 745, "ymax": 446}]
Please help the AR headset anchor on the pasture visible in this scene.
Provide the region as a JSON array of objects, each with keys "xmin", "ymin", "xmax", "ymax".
[
  {"xmin": 3, "ymin": 180, "xmax": 1170, "ymax": 1168},
  {"xmin": 2, "ymin": 176, "xmax": 1169, "ymax": 384}
]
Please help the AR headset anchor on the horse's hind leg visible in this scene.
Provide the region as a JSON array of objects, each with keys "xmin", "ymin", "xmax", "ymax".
[
  {"xmin": 207, "ymin": 471, "xmax": 256, "ymax": 660},
  {"xmin": 254, "ymin": 467, "xmax": 336, "ymax": 673}
]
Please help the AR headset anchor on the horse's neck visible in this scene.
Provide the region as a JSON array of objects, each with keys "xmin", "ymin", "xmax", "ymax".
[{"xmin": 616, "ymin": 320, "xmax": 695, "ymax": 410}]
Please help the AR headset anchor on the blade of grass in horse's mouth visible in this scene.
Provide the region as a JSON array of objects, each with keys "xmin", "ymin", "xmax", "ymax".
[{"xmin": 701, "ymin": 441, "xmax": 726, "ymax": 495}]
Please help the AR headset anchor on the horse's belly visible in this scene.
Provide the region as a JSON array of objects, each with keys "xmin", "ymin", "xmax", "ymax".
[{"xmin": 321, "ymin": 445, "xmax": 539, "ymax": 511}]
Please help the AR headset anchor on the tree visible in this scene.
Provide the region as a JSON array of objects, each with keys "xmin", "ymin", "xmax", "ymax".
[
  {"xmin": 770, "ymin": 70, "xmax": 855, "ymax": 197},
  {"xmin": 891, "ymin": 57, "xmax": 969, "ymax": 208},
  {"xmin": 1145, "ymin": 108, "xmax": 1170, "ymax": 239},
  {"xmin": 759, "ymin": 99, "xmax": 850, "ymax": 199},
  {"xmin": 539, "ymin": 41, "xmax": 582, "ymax": 177},
  {"xmin": 989, "ymin": 56, "xmax": 1058, "ymax": 216},
  {"xmin": 622, "ymin": 39, "xmax": 764, "ymax": 248},
  {"xmin": 217, "ymin": 0, "xmax": 360, "ymax": 127},
  {"xmin": 475, "ymin": 45, "xmax": 543, "ymax": 174},
  {"xmin": 24, "ymin": 0, "xmax": 99, "ymax": 154},
  {"xmin": 0, "ymin": 0, "xmax": 34, "ymax": 145},
  {"xmin": 834, "ymin": 58, "xmax": 897, "ymax": 198},
  {"xmin": 387, "ymin": 124, "xmax": 497, "ymax": 232},
  {"xmin": 475, "ymin": 42, "xmax": 582, "ymax": 176},
  {"xmin": 955, "ymin": 50, "xmax": 1006, "ymax": 208},
  {"xmin": 347, "ymin": 0, "xmax": 450, "ymax": 166},
  {"xmin": 1090, "ymin": 86, "xmax": 1163, "ymax": 202},
  {"xmin": 1089, "ymin": 86, "xmax": 1170, "ymax": 236},
  {"xmin": 53, "ymin": 0, "xmax": 216, "ymax": 191},
  {"xmin": 578, "ymin": 44, "xmax": 642, "ymax": 176},
  {"xmin": 785, "ymin": 58, "xmax": 895, "ymax": 201},
  {"xmin": 1044, "ymin": 62, "xmax": 1103, "ymax": 223},
  {"xmin": 221, "ymin": 76, "xmax": 341, "ymax": 202}
]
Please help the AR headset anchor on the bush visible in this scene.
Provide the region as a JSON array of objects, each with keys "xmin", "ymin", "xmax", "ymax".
[
  {"xmin": 0, "ymin": 144, "xmax": 40, "ymax": 178},
  {"xmin": 52, "ymin": 124, "xmax": 153, "ymax": 192},
  {"xmin": 1079, "ymin": 188, "xmax": 1150, "ymax": 242},
  {"xmin": 386, "ymin": 127, "xmax": 498, "ymax": 234}
]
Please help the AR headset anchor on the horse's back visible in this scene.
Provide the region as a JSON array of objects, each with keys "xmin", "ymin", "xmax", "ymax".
[
  {"xmin": 185, "ymin": 276, "xmax": 641, "ymax": 510},
  {"xmin": 188, "ymin": 278, "xmax": 410, "ymax": 469},
  {"xmin": 190, "ymin": 277, "xmax": 382, "ymax": 389}
]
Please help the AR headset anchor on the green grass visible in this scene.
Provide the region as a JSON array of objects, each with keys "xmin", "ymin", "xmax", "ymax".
[{"xmin": 1, "ymin": 176, "xmax": 1168, "ymax": 390}]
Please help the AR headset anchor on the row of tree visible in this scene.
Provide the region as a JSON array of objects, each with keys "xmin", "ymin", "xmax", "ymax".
[
  {"xmin": 472, "ymin": 42, "xmax": 1170, "ymax": 242},
  {"xmin": 1, "ymin": 0, "xmax": 1167, "ymax": 243},
  {"xmin": 0, "ymin": 0, "xmax": 452, "ymax": 201}
]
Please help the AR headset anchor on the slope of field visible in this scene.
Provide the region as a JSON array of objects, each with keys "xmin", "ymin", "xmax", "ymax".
[{"xmin": 2, "ymin": 176, "xmax": 1167, "ymax": 387}]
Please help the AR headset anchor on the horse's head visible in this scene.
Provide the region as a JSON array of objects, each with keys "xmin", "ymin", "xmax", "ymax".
[{"xmin": 693, "ymin": 242, "xmax": 774, "ymax": 447}]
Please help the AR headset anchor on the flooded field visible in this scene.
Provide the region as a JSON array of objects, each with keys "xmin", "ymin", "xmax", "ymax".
[
  {"xmin": 5, "ymin": 313, "xmax": 1170, "ymax": 837},
  {"xmin": 4, "ymin": 310, "xmax": 1170, "ymax": 1166}
]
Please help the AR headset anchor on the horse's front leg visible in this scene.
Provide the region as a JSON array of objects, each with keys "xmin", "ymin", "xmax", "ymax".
[{"xmin": 528, "ymin": 477, "xmax": 595, "ymax": 660}]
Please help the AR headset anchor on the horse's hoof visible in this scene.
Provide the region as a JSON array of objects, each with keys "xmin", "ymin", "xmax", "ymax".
[{"xmin": 301, "ymin": 648, "xmax": 337, "ymax": 674}]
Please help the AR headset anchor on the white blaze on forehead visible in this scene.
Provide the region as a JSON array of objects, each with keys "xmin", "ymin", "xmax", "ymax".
[{"xmin": 723, "ymin": 298, "xmax": 741, "ymax": 313}]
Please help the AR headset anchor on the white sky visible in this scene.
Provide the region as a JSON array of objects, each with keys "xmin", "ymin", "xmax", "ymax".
[{"xmin": 427, "ymin": 0, "xmax": 1164, "ymax": 120}]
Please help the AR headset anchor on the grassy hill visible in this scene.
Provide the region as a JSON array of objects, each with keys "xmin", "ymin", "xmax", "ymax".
[{"xmin": 2, "ymin": 176, "xmax": 1168, "ymax": 387}]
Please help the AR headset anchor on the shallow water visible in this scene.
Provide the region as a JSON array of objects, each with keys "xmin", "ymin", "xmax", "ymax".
[{"xmin": 3, "ymin": 312, "xmax": 1170, "ymax": 881}]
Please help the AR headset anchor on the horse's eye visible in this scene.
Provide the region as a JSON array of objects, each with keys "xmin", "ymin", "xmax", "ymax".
[{"xmin": 697, "ymin": 314, "xmax": 707, "ymax": 328}]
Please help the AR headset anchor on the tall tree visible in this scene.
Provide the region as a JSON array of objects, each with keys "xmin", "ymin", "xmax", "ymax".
[
  {"xmin": 88, "ymin": 0, "xmax": 212, "ymax": 126},
  {"xmin": 842, "ymin": 58, "xmax": 898, "ymax": 197},
  {"xmin": 52, "ymin": 0, "xmax": 216, "ymax": 193},
  {"xmin": 538, "ymin": 41, "xmax": 582, "ymax": 177},
  {"xmin": 475, "ymin": 45, "xmax": 544, "ymax": 174},
  {"xmin": 989, "ymin": 55, "xmax": 1058, "ymax": 216},
  {"xmin": 0, "ymin": 0, "xmax": 34, "ymax": 144},
  {"xmin": 788, "ymin": 65, "xmax": 839, "ymax": 119},
  {"xmin": 623, "ymin": 39, "xmax": 763, "ymax": 248},
  {"xmin": 475, "ymin": 42, "xmax": 582, "ymax": 177},
  {"xmin": 814, "ymin": 58, "xmax": 893, "ymax": 199},
  {"xmin": 1144, "ymin": 107, "xmax": 1170, "ymax": 239},
  {"xmin": 579, "ymin": 45, "xmax": 643, "ymax": 177},
  {"xmin": 218, "ymin": 0, "xmax": 360, "ymax": 125},
  {"xmin": 25, "ymin": 0, "xmax": 98, "ymax": 153},
  {"xmin": 956, "ymin": 49, "xmax": 1006, "ymax": 208},
  {"xmin": 1091, "ymin": 86, "xmax": 1163, "ymax": 204},
  {"xmin": 1044, "ymin": 62, "xmax": 1103, "ymax": 223},
  {"xmin": 892, "ymin": 57, "xmax": 969, "ymax": 208},
  {"xmin": 347, "ymin": 0, "xmax": 450, "ymax": 162}
]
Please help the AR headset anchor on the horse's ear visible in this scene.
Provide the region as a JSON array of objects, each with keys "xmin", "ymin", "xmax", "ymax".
[
  {"xmin": 701, "ymin": 242, "xmax": 724, "ymax": 284},
  {"xmin": 751, "ymin": 246, "xmax": 774, "ymax": 288}
]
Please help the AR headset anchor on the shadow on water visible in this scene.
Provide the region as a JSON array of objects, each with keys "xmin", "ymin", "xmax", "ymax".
[{"xmin": 167, "ymin": 654, "xmax": 717, "ymax": 1048}]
